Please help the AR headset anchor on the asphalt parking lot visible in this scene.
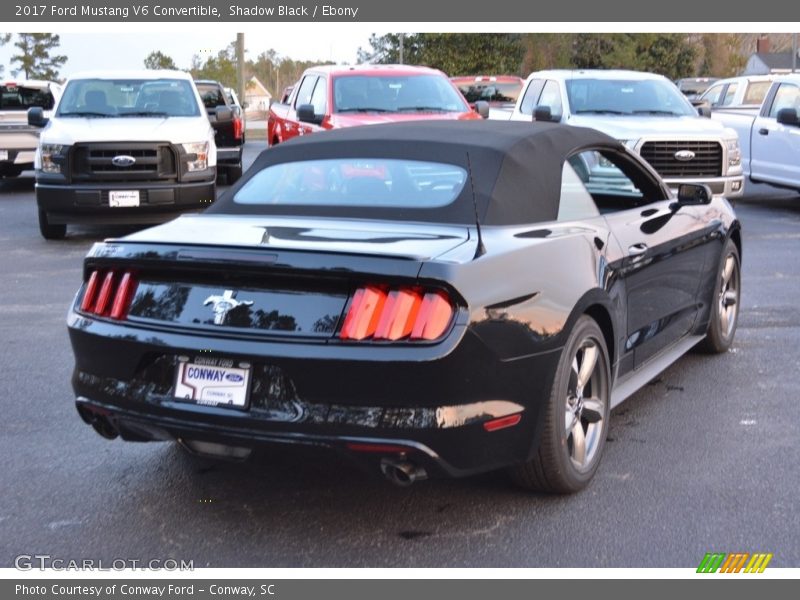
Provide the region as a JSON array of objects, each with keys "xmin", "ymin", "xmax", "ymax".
[{"xmin": 1, "ymin": 141, "xmax": 798, "ymax": 568}]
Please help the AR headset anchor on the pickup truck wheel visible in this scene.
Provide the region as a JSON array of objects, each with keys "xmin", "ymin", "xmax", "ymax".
[
  {"xmin": 38, "ymin": 209, "xmax": 66, "ymax": 240},
  {"xmin": 509, "ymin": 315, "xmax": 610, "ymax": 493},
  {"xmin": 227, "ymin": 164, "xmax": 243, "ymax": 184},
  {"xmin": 697, "ymin": 239, "xmax": 740, "ymax": 353}
]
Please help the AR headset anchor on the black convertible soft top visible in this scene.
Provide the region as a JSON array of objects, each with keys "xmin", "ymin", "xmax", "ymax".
[{"xmin": 210, "ymin": 120, "xmax": 623, "ymax": 226}]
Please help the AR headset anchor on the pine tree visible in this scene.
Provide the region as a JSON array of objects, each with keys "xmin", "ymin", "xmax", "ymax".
[
  {"xmin": 11, "ymin": 33, "xmax": 67, "ymax": 80},
  {"xmin": 144, "ymin": 51, "xmax": 178, "ymax": 70}
]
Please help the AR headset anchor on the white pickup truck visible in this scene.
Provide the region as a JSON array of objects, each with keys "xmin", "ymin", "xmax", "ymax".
[
  {"xmin": 0, "ymin": 80, "xmax": 61, "ymax": 178},
  {"xmin": 712, "ymin": 74, "xmax": 800, "ymax": 192},
  {"xmin": 507, "ymin": 69, "xmax": 744, "ymax": 197},
  {"xmin": 30, "ymin": 70, "xmax": 227, "ymax": 239}
]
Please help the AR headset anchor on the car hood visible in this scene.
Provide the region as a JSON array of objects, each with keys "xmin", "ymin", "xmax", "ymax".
[
  {"xmin": 41, "ymin": 115, "xmax": 212, "ymax": 145},
  {"xmin": 122, "ymin": 214, "xmax": 475, "ymax": 261},
  {"xmin": 568, "ymin": 114, "xmax": 733, "ymax": 140},
  {"xmin": 330, "ymin": 111, "xmax": 479, "ymax": 127}
]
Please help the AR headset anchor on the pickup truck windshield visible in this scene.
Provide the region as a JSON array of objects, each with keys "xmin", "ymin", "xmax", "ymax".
[
  {"xmin": 566, "ymin": 79, "xmax": 697, "ymax": 117},
  {"xmin": 0, "ymin": 84, "xmax": 55, "ymax": 110},
  {"xmin": 56, "ymin": 78, "xmax": 201, "ymax": 117},
  {"xmin": 333, "ymin": 75, "xmax": 467, "ymax": 113}
]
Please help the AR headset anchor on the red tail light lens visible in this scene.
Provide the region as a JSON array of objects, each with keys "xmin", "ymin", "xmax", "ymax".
[
  {"xmin": 340, "ymin": 285, "xmax": 454, "ymax": 342},
  {"xmin": 339, "ymin": 285, "xmax": 387, "ymax": 340},
  {"xmin": 79, "ymin": 270, "xmax": 138, "ymax": 320},
  {"xmin": 110, "ymin": 272, "xmax": 136, "ymax": 320},
  {"xmin": 79, "ymin": 270, "xmax": 100, "ymax": 312},
  {"xmin": 233, "ymin": 116, "xmax": 243, "ymax": 140}
]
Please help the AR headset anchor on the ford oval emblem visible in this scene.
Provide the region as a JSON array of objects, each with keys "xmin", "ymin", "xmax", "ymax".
[
  {"xmin": 111, "ymin": 155, "xmax": 136, "ymax": 167},
  {"xmin": 225, "ymin": 373, "xmax": 244, "ymax": 382},
  {"xmin": 674, "ymin": 150, "xmax": 695, "ymax": 162}
]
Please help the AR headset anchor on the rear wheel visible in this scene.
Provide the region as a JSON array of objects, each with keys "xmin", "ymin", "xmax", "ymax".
[
  {"xmin": 697, "ymin": 238, "xmax": 740, "ymax": 353},
  {"xmin": 510, "ymin": 315, "xmax": 611, "ymax": 493},
  {"xmin": 38, "ymin": 209, "xmax": 66, "ymax": 240}
]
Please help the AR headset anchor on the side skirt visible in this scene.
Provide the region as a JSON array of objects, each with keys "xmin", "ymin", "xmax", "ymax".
[{"xmin": 610, "ymin": 334, "xmax": 704, "ymax": 409}]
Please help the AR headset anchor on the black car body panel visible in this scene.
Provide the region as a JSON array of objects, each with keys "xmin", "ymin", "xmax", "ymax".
[{"xmin": 68, "ymin": 121, "xmax": 740, "ymax": 482}]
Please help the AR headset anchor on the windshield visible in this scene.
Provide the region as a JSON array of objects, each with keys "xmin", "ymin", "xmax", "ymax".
[
  {"xmin": 566, "ymin": 78, "xmax": 697, "ymax": 116},
  {"xmin": 234, "ymin": 158, "xmax": 467, "ymax": 210},
  {"xmin": 455, "ymin": 81, "xmax": 522, "ymax": 104},
  {"xmin": 56, "ymin": 78, "xmax": 201, "ymax": 117},
  {"xmin": 332, "ymin": 75, "xmax": 468, "ymax": 113},
  {"xmin": 0, "ymin": 84, "xmax": 55, "ymax": 110}
]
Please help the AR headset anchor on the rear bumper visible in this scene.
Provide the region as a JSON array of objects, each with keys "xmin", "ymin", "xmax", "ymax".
[
  {"xmin": 36, "ymin": 179, "xmax": 216, "ymax": 224},
  {"xmin": 68, "ymin": 310, "xmax": 561, "ymax": 477},
  {"xmin": 216, "ymin": 146, "xmax": 243, "ymax": 165}
]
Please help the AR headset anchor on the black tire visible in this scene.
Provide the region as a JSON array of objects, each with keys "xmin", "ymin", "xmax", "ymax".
[
  {"xmin": 509, "ymin": 315, "xmax": 611, "ymax": 493},
  {"xmin": 697, "ymin": 238, "xmax": 741, "ymax": 354},
  {"xmin": 227, "ymin": 164, "xmax": 243, "ymax": 184},
  {"xmin": 38, "ymin": 209, "xmax": 66, "ymax": 240}
]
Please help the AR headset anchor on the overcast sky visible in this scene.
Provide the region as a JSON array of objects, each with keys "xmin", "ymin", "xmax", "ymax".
[{"xmin": 0, "ymin": 30, "xmax": 376, "ymax": 79}]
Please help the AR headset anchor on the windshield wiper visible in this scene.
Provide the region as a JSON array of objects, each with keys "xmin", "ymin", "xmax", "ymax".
[
  {"xmin": 632, "ymin": 109, "xmax": 682, "ymax": 116},
  {"xmin": 336, "ymin": 107, "xmax": 392, "ymax": 113},
  {"xmin": 574, "ymin": 109, "xmax": 630, "ymax": 115},
  {"xmin": 58, "ymin": 111, "xmax": 115, "ymax": 118},
  {"xmin": 119, "ymin": 111, "xmax": 171, "ymax": 117},
  {"xmin": 396, "ymin": 106, "xmax": 451, "ymax": 112}
]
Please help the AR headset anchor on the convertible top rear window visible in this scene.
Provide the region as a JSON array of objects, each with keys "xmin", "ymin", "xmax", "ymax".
[{"xmin": 233, "ymin": 159, "xmax": 467, "ymax": 209}]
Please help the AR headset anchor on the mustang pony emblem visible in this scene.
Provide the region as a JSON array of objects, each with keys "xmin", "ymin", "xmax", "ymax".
[{"xmin": 203, "ymin": 290, "xmax": 254, "ymax": 325}]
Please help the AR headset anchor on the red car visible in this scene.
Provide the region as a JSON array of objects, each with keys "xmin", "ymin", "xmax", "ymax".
[
  {"xmin": 268, "ymin": 64, "xmax": 488, "ymax": 146},
  {"xmin": 451, "ymin": 75, "xmax": 525, "ymax": 110}
]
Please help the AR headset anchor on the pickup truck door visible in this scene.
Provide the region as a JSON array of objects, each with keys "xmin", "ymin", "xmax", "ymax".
[{"xmin": 750, "ymin": 81, "xmax": 800, "ymax": 187}]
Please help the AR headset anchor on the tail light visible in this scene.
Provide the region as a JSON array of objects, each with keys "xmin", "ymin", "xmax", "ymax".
[
  {"xmin": 233, "ymin": 116, "xmax": 243, "ymax": 140},
  {"xmin": 340, "ymin": 285, "xmax": 454, "ymax": 342},
  {"xmin": 78, "ymin": 269, "xmax": 138, "ymax": 320}
]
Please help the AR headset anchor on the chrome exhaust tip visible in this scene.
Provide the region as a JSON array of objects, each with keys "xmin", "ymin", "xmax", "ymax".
[{"xmin": 380, "ymin": 458, "xmax": 428, "ymax": 487}]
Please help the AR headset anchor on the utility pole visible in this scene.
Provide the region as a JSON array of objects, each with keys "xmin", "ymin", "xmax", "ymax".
[
  {"xmin": 399, "ymin": 33, "xmax": 404, "ymax": 65},
  {"xmin": 236, "ymin": 33, "xmax": 245, "ymax": 107},
  {"xmin": 793, "ymin": 32, "xmax": 797, "ymax": 73}
]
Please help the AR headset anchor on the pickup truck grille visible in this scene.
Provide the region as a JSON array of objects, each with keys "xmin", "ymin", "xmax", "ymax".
[
  {"xmin": 640, "ymin": 141, "xmax": 723, "ymax": 178},
  {"xmin": 71, "ymin": 143, "xmax": 177, "ymax": 182}
]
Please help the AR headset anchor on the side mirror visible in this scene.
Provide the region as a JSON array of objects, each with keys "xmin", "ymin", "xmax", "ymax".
[
  {"xmin": 241, "ymin": 101, "xmax": 249, "ymax": 109},
  {"xmin": 215, "ymin": 106, "xmax": 233, "ymax": 122},
  {"xmin": 776, "ymin": 107, "xmax": 800, "ymax": 126},
  {"xmin": 696, "ymin": 103, "xmax": 712, "ymax": 118},
  {"xmin": 671, "ymin": 183, "xmax": 713, "ymax": 211},
  {"xmin": 474, "ymin": 100, "xmax": 490, "ymax": 119},
  {"xmin": 533, "ymin": 105, "xmax": 559, "ymax": 122},
  {"xmin": 28, "ymin": 107, "xmax": 48, "ymax": 128},
  {"xmin": 297, "ymin": 103, "xmax": 323, "ymax": 125}
]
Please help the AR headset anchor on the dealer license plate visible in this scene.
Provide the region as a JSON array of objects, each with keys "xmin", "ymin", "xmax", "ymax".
[
  {"xmin": 174, "ymin": 358, "xmax": 250, "ymax": 409},
  {"xmin": 109, "ymin": 190, "xmax": 140, "ymax": 207}
]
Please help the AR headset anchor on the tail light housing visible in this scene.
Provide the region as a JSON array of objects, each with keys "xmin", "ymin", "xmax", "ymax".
[
  {"xmin": 78, "ymin": 269, "xmax": 138, "ymax": 320},
  {"xmin": 340, "ymin": 285, "xmax": 454, "ymax": 342},
  {"xmin": 233, "ymin": 116, "xmax": 244, "ymax": 141}
]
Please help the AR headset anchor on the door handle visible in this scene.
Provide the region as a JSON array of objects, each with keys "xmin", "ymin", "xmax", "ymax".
[
  {"xmin": 628, "ymin": 243, "xmax": 648, "ymax": 256},
  {"xmin": 758, "ymin": 128, "xmax": 769, "ymax": 135}
]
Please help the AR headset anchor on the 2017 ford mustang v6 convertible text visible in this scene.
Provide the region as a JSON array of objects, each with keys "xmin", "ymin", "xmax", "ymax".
[{"xmin": 68, "ymin": 121, "xmax": 741, "ymax": 493}]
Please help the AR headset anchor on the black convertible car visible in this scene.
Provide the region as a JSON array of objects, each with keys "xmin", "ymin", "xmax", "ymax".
[{"xmin": 68, "ymin": 121, "xmax": 741, "ymax": 493}]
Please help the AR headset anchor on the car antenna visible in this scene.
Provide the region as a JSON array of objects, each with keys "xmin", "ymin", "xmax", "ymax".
[{"xmin": 466, "ymin": 151, "xmax": 486, "ymax": 259}]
